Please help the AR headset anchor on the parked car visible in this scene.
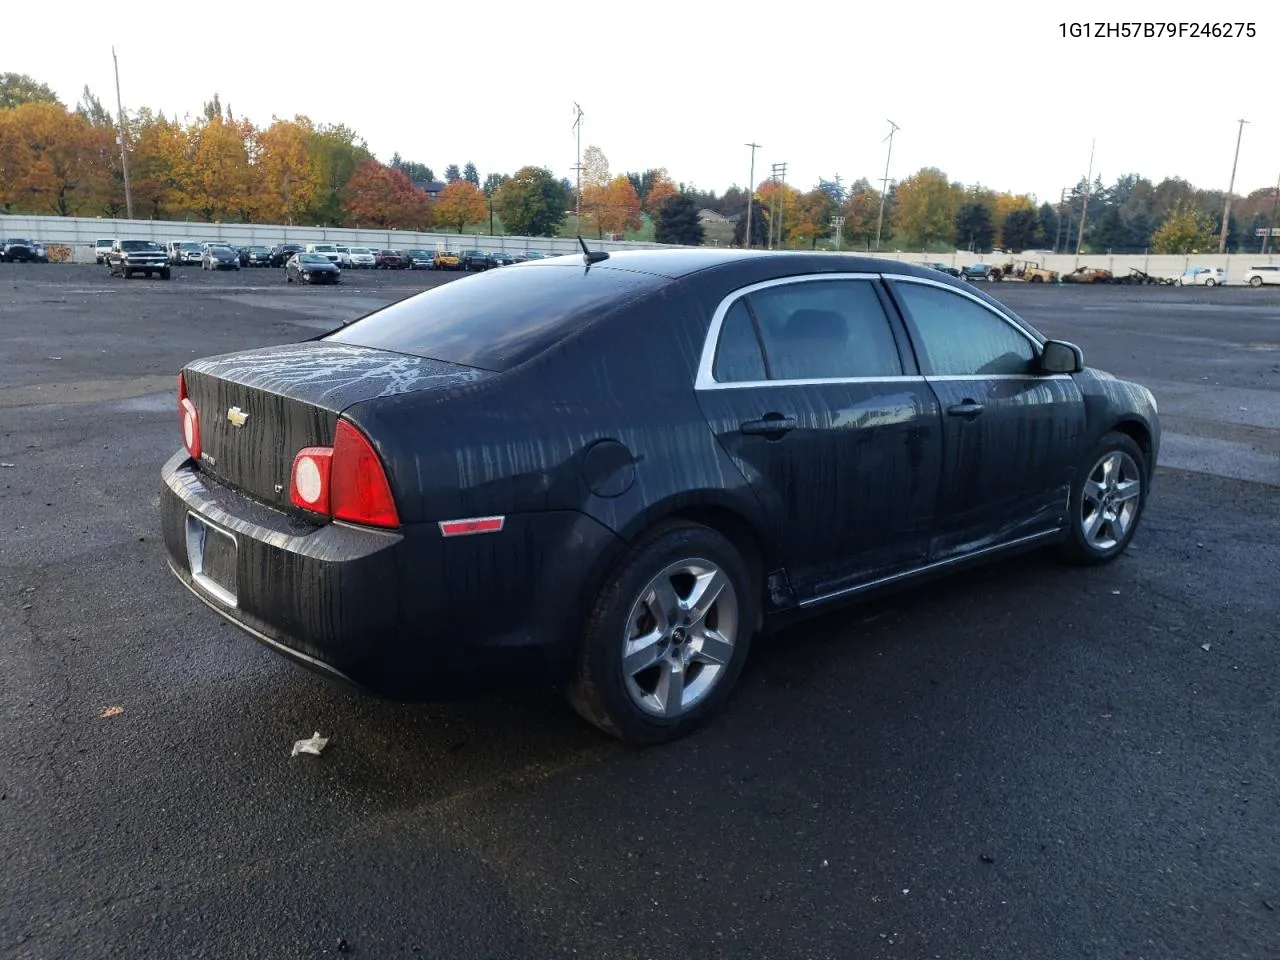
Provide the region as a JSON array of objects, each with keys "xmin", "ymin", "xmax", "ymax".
[
  {"xmin": 167, "ymin": 241, "xmax": 203, "ymax": 265},
  {"xmin": 513, "ymin": 250, "xmax": 548, "ymax": 262},
  {"xmin": 1062, "ymin": 266, "xmax": 1114, "ymax": 284},
  {"xmin": 1, "ymin": 238, "xmax": 47, "ymax": 262},
  {"xmin": 490, "ymin": 251, "xmax": 520, "ymax": 267},
  {"xmin": 1178, "ymin": 266, "xmax": 1225, "ymax": 287},
  {"xmin": 1244, "ymin": 265, "xmax": 1280, "ymax": 287},
  {"xmin": 161, "ymin": 250, "xmax": 1160, "ymax": 743},
  {"xmin": 404, "ymin": 249, "xmax": 435, "ymax": 270},
  {"xmin": 285, "ymin": 252, "xmax": 342, "ymax": 284},
  {"xmin": 921, "ymin": 261, "xmax": 962, "ymax": 278},
  {"xmin": 334, "ymin": 245, "xmax": 353, "ymax": 268},
  {"xmin": 270, "ymin": 243, "xmax": 306, "ymax": 267},
  {"xmin": 202, "ymin": 244, "xmax": 241, "ymax": 271},
  {"xmin": 960, "ymin": 263, "xmax": 995, "ymax": 281},
  {"xmin": 347, "ymin": 247, "xmax": 377, "ymax": 269},
  {"xmin": 107, "ymin": 239, "xmax": 171, "ymax": 279},
  {"xmin": 243, "ymin": 245, "xmax": 273, "ymax": 267},
  {"xmin": 306, "ymin": 242, "xmax": 341, "ymax": 264},
  {"xmin": 433, "ymin": 249, "xmax": 461, "ymax": 271},
  {"xmin": 461, "ymin": 248, "xmax": 492, "ymax": 271},
  {"xmin": 95, "ymin": 238, "xmax": 116, "ymax": 264},
  {"xmin": 375, "ymin": 249, "xmax": 405, "ymax": 269}
]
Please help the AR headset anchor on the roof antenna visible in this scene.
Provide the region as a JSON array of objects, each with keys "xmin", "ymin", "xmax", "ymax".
[{"xmin": 578, "ymin": 235, "xmax": 609, "ymax": 266}]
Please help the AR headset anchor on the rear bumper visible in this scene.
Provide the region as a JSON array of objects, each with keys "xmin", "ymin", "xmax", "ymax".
[{"xmin": 160, "ymin": 452, "xmax": 624, "ymax": 698}]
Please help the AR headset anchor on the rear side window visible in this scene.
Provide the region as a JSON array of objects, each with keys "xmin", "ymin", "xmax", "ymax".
[
  {"xmin": 326, "ymin": 264, "xmax": 668, "ymax": 372},
  {"xmin": 746, "ymin": 279, "xmax": 903, "ymax": 380},
  {"xmin": 712, "ymin": 300, "xmax": 767, "ymax": 383}
]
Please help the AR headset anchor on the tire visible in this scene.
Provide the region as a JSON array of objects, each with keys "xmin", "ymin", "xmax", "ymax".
[
  {"xmin": 568, "ymin": 521, "xmax": 757, "ymax": 744},
  {"xmin": 1059, "ymin": 430, "xmax": 1149, "ymax": 566},
  {"xmin": 122, "ymin": 268, "xmax": 131, "ymax": 279},
  {"xmin": 1250, "ymin": 276, "xmax": 1263, "ymax": 287},
  {"xmin": 1205, "ymin": 278, "xmax": 1216, "ymax": 287},
  {"xmin": 286, "ymin": 272, "xmax": 294, "ymax": 283}
]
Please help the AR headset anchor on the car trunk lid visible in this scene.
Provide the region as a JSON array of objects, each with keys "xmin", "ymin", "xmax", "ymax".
[{"xmin": 181, "ymin": 341, "xmax": 492, "ymax": 510}]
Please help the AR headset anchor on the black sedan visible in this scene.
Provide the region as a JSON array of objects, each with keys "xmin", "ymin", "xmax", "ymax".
[
  {"xmin": 160, "ymin": 250, "xmax": 1160, "ymax": 743},
  {"xmin": 202, "ymin": 245, "xmax": 241, "ymax": 271},
  {"xmin": 243, "ymin": 245, "xmax": 273, "ymax": 267},
  {"xmin": 285, "ymin": 252, "xmax": 341, "ymax": 284},
  {"xmin": 270, "ymin": 243, "xmax": 305, "ymax": 267}
]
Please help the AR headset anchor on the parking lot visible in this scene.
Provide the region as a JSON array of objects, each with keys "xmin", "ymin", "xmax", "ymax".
[{"xmin": 2, "ymin": 263, "xmax": 1278, "ymax": 959}]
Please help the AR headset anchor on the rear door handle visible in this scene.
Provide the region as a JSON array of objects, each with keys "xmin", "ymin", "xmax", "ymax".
[
  {"xmin": 740, "ymin": 413, "xmax": 798, "ymax": 438},
  {"xmin": 947, "ymin": 401, "xmax": 985, "ymax": 419}
]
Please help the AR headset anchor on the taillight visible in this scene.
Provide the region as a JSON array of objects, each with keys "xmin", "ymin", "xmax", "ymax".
[
  {"xmin": 178, "ymin": 372, "xmax": 201, "ymax": 461},
  {"xmin": 288, "ymin": 419, "xmax": 399, "ymax": 529}
]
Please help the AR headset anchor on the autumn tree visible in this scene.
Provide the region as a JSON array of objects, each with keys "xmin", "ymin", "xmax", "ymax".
[
  {"xmin": 435, "ymin": 179, "xmax": 487, "ymax": 232},
  {"xmin": 4, "ymin": 102, "xmax": 101, "ymax": 215},
  {"xmin": 129, "ymin": 111, "xmax": 187, "ymax": 219},
  {"xmin": 255, "ymin": 117, "xmax": 322, "ymax": 224},
  {"xmin": 494, "ymin": 166, "xmax": 566, "ymax": 237},
  {"xmin": 791, "ymin": 187, "xmax": 837, "ymax": 248},
  {"xmin": 654, "ymin": 191, "xmax": 704, "ymax": 245},
  {"xmin": 894, "ymin": 167, "xmax": 959, "ymax": 248},
  {"xmin": 1151, "ymin": 203, "xmax": 1217, "ymax": 254},
  {"xmin": 839, "ymin": 180, "xmax": 882, "ymax": 249},
  {"xmin": 1, "ymin": 73, "xmax": 63, "ymax": 109},
  {"xmin": 180, "ymin": 114, "xmax": 252, "ymax": 221},
  {"xmin": 341, "ymin": 160, "xmax": 432, "ymax": 229},
  {"xmin": 755, "ymin": 180, "xmax": 803, "ymax": 246},
  {"xmin": 590, "ymin": 175, "xmax": 642, "ymax": 238},
  {"xmin": 581, "ymin": 145, "xmax": 609, "ymax": 190},
  {"xmin": 644, "ymin": 169, "xmax": 678, "ymax": 218}
]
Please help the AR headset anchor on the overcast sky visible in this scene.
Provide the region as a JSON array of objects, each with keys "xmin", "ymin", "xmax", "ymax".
[{"xmin": 7, "ymin": 1, "xmax": 1277, "ymax": 203}]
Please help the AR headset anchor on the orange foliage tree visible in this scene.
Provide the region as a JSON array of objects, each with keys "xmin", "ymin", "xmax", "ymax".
[
  {"xmin": 255, "ymin": 117, "xmax": 322, "ymax": 225},
  {"xmin": 433, "ymin": 179, "xmax": 486, "ymax": 232},
  {"xmin": 589, "ymin": 175, "xmax": 642, "ymax": 238},
  {"xmin": 341, "ymin": 160, "xmax": 432, "ymax": 229},
  {"xmin": 644, "ymin": 169, "xmax": 678, "ymax": 218}
]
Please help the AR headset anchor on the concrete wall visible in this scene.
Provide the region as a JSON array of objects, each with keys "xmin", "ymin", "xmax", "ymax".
[{"xmin": 0, "ymin": 213, "xmax": 669, "ymax": 264}]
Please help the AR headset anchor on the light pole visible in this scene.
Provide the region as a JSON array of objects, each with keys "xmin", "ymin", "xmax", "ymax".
[
  {"xmin": 769, "ymin": 162, "xmax": 787, "ymax": 249},
  {"xmin": 831, "ymin": 215, "xmax": 845, "ymax": 251},
  {"xmin": 744, "ymin": 142, "xmax": 761, "ymax": 248},
  {"xmin": 1219, "ymin": 118, "xmax": 1248, "ymax": 253},
  {"xmin": 1076, "ymin": 139, "xmax": 1095, "ymax": 257},
  {"xmin": 112, "ymin": 46, "xmax": 134, "ymax": 220},
  {"xmin": 1265, "ymin": 170, "xmax": 1280, "ymax": 255},
  {"xmin": 874, "ymin": 119, "xmax": 899, "ymax": 251}
]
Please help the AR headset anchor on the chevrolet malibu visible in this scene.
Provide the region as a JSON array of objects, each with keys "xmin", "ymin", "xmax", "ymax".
[{"xmin": 161, "ymin": 250, "xmax": 1160, "ymax": 743}]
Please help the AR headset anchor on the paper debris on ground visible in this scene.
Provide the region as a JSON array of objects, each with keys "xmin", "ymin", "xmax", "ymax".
[
  {"xmin": 291, "ymin": 732, "xmax": 329, "ymax": 757},
  {"xmin": 100, "ymin": 706, "xmax": 124, "ymax": 718}
]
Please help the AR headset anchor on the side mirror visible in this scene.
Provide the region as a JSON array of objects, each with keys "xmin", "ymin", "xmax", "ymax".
[{"xmin": 1042, "ymin": 339, "xmax": 1084, "ymax": 374}]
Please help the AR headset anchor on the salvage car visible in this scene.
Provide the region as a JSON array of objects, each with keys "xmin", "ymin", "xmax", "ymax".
[
  {"xmin": 285, "ymin": 252, "xmax": 342, "ymax": 284},
  {"xmin": 107, "ymin": 239, "xmax": 171, "ymax": 279},
  {"xmin": 0, "ymin": 238, "xmax": 47, "ymax": 262},
  {"xmin": 1178, "ymin": 266, "xmax": 1226, "ymax": 287},
  {"xmin": 161, "ymin": 249, "xmax": 1160, "ymax": 743}
]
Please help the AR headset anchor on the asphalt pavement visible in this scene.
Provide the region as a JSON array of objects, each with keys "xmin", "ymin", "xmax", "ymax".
[{"xmin": 1, "ymin": 264, "xmax": 1278, "ymax": 959}]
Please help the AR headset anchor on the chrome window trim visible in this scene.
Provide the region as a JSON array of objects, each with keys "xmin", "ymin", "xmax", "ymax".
[{"xmin": 695, "ymin": 271, "xmax": 1064, "ymax": 391}]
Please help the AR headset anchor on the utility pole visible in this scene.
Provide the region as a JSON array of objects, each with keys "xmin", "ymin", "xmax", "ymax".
[
  {"xmin": 831, "ymin": 215, "xmax": 845, "ymax": 251},
  {"xmin": 1265, "ymin": 170, "xmax": 1280, "ymax": 255},
  {"xmin": 1219, "ymin": 118, "xmax": 1248, "ymax": 254},
  {"xmin": 769, "ymin": 162, "xmax": 787, "ymax": 249},
  {"xmin": 744, "ymin": 142, "xmax": 761, "ymax": 249},
  {"xmin": 571, "ymin": 103, "xmax": 584, "ymax": 230},
  {"xmin": 1053, "ymin": 187, "xmax": 1066, "ymax": 253},
  {"xmin": 874, "ymin": 119, "xmax": 899, "ymax": 251},
  {"xmin": 112, "ymin": 46, "xmax": 135, "ymax": 220},
  {"xmin": 1075, "ymin": 139, "xmax": 1095, "ymax": 256}
]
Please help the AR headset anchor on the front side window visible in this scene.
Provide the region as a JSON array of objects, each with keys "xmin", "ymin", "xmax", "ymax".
[
  {"xmin": 746, "ymin": 279, "xmax": 904, "ymax": 381},
  {"xmin": 892, "ymin": 281, "xmax": 1036, "ymax": 376}
]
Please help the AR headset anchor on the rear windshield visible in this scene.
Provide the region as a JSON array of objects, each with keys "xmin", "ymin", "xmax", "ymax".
[{"xmin": 325, "ymin": 263, "xmax": 667, "ymax": 371}]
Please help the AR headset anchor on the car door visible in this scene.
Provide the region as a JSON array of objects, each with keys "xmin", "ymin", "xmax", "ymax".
[
  {"xmin": 695, "ymin": 275, "xmax": 944, "ymax": 603},
  {"xmin": 884, "ymin": 276, "xmax": 1086, "ymax": 560}
]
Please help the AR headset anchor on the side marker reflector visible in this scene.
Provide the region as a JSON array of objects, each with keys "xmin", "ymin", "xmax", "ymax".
[{"xmin": 438, "ymin": 516, "xmax": 505, "ymax": 537}]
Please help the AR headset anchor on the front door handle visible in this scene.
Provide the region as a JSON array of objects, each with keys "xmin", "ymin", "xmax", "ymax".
[
  {"xmin": 947, "ymin": 400, "xmax": 985, "ymax": 419},
  {"xmin": 740, "ymin": 413, "xmax": 798, "ymax": 438}
]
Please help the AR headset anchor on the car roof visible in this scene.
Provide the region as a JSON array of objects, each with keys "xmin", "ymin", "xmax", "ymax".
[{"xmin": 521, "ymin": 248, "xmax": 956, "ymax": 283}]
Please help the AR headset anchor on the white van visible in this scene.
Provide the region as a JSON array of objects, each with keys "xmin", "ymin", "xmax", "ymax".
[{"xmin": 305, "ymin": 242, "xmax": 340, "ymax": 264}]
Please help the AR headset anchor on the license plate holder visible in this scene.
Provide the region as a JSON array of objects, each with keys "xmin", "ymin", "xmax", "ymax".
[{"xmin": 185, "ymin": 513, "xmax": 238, "ymax": 607}]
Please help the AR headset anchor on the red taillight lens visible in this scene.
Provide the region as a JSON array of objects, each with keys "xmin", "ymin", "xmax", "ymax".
[
  {"xmin": 290, "ymin": 446, "xmax": 334, "ymax": 514},
  {"xmin": 287, "ymin": 420, "xmax": 398, "ymax": 528},
  {"xmin": 331, "ymin": 420, "xmax": 400, "ymax": 528},
  {"xmin": 178, "ymin": 372, "xmax": 201, "ymax": 461}
]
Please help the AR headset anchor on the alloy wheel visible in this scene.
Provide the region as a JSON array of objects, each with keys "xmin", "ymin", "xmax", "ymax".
[
  {"xmin": 1081, "ymin": 451, "xmax": 1142, "ymax": 551},
  {"xmin": 621, "ymin": 559, "xmax": 739, "ymax": 718}
]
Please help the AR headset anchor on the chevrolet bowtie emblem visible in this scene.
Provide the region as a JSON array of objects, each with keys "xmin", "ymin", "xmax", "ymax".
[{"xmin": 227, "ymin": 406, "xmax": 249, "ymax": 428}]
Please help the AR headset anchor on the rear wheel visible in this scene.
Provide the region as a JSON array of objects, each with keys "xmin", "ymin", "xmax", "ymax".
[
  {"xmin": 1059, "ymin": 431, "xmax": 1148, "ymax": 566},
  {"xmin": 1205, "ymin": 278, "xmax": 1216, "ymax": 287},
  {"xmin": 569, "ymin": 521, "xmax": 756, "ymax": 743},
  {"xmin": 1250, "ymin": 276, "xmax": 1263, "ymax": 287}
]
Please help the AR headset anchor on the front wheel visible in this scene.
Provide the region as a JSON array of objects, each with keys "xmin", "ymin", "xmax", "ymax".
[
  {"xmin": 1205, "ymin": 278, "xmax": 1217, "ymax": 287},
  {"xmin": 1059, "ymin": 431, "xmax": 1149, "ymax": 566},
  {"xmin": 1250, "ymin": 276, "xmax": 1263, "ymax": 287},
  {"xmin": 569, "ymin": 521, "xmax": 756, "ymax": 743}
]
